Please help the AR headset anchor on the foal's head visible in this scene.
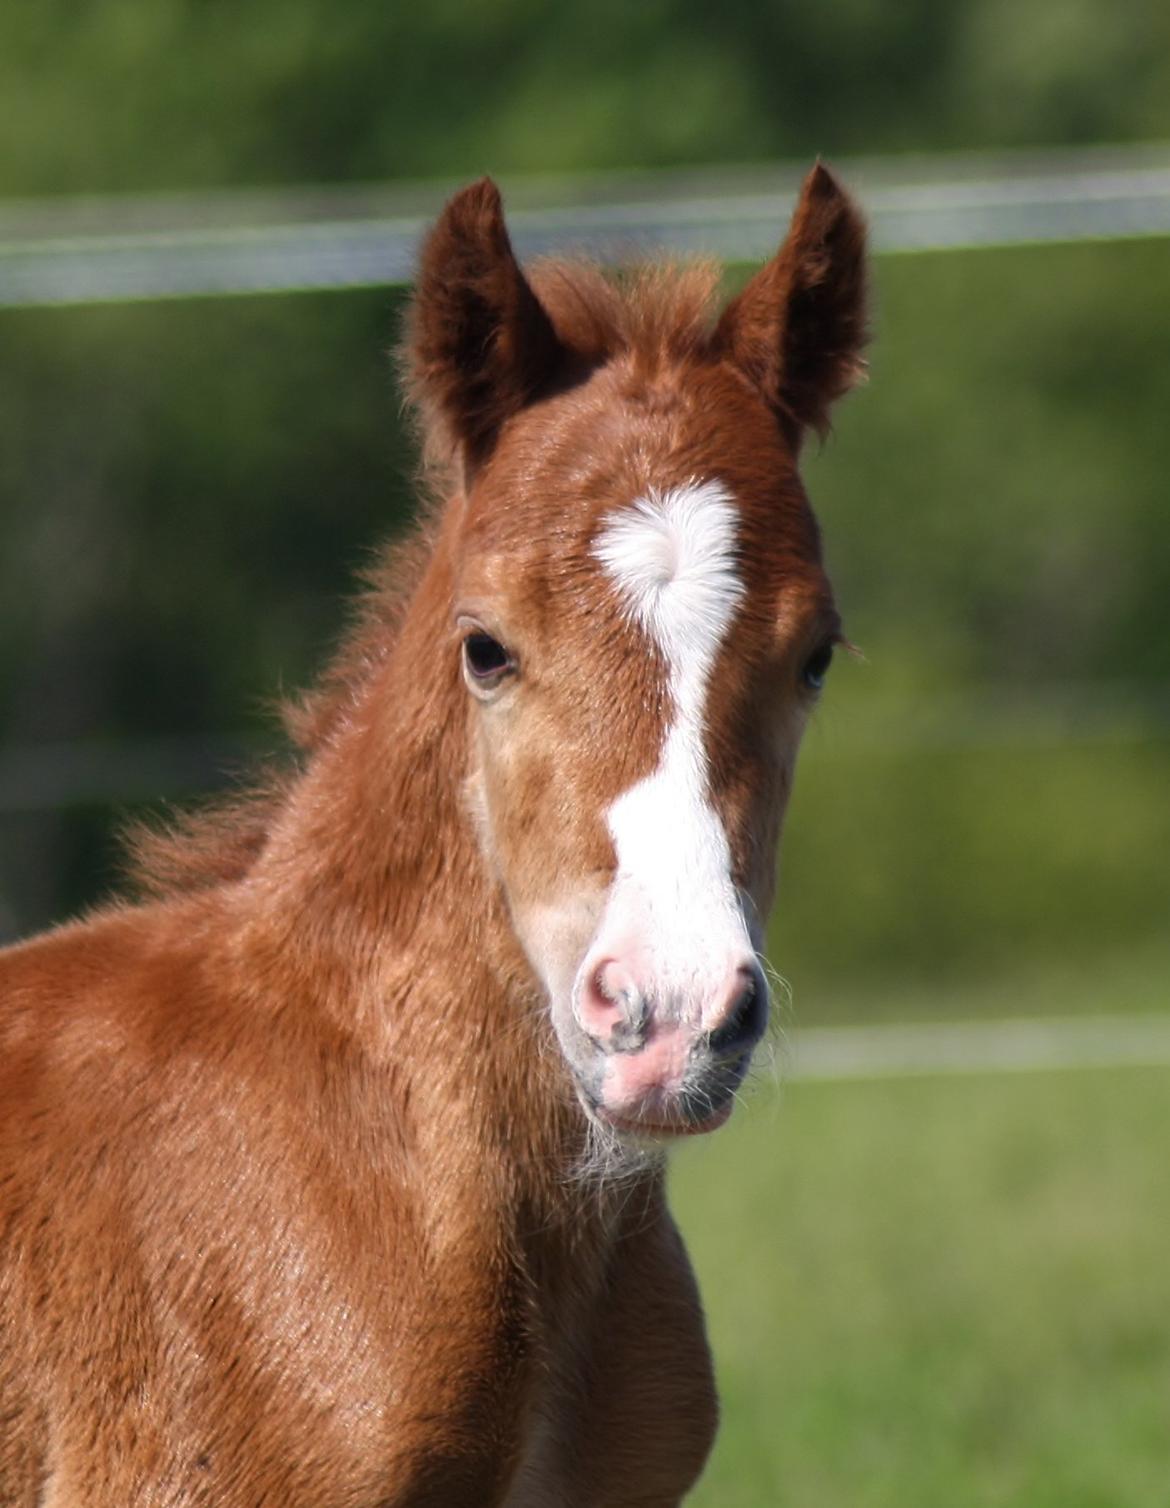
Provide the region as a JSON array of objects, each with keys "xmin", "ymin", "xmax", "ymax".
[{"xmin": 407, "ymin": 168, "xmax": 865, "ymax": 1141}]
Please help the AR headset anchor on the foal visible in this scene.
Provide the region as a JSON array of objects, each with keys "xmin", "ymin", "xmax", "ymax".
[{"xmin": 0, "ymin": 165, "xmax": 866, "ymax": 1505}]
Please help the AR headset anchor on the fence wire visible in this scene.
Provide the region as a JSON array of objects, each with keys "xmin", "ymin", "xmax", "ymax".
[{"xmin": 3, "ymin": 143, "xmax": 1170, "ymax": 309}]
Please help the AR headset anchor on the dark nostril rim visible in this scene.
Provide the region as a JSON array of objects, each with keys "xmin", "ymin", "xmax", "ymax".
[{"xmin": 708, "ymin": 970, "xmax": 768, "ymax": 1057}]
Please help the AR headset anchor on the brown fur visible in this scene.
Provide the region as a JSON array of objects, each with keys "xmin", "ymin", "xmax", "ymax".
[{"xmin": 0, "ymin": 167, "xmax": 866, "ymax": 1505}]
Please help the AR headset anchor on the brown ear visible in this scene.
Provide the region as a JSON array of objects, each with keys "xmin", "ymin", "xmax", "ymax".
[
  {"xmin": 712, "ymin": 163, "xmax": 867, "ymax": 445},
  {"xmin": 405, "ymin": 177, "xmax": 567, "ymax": 475}
]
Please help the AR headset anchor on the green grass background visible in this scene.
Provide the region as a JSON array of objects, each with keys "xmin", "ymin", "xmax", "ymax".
[{"xmin": 674, "ymin": 1068, "xmax": 1170, "ymax": 1506}]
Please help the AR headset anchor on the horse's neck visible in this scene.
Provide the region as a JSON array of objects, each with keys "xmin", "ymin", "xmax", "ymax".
[{"xmin": 236, "ymin": 512, "xmax": 589, "ymax": 1204}]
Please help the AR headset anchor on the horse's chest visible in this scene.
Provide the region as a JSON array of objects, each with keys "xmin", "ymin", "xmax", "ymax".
[
  {"xmin": 160, "ymin": 1284, "xmax": 528, "ymax": 1506},
  {"xmin": 296, "ymin": 1248, "xmax": 533, "ymax": 1494}
]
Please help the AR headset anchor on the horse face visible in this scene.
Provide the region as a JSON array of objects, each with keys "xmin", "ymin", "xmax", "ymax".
[
  {"xmin": 409, "ymin": 169, "xmax": 865, "ymax": 1138},
  {"xmin": 451, "ymin": 366, "xmax": 840, "ymax": 1138}
]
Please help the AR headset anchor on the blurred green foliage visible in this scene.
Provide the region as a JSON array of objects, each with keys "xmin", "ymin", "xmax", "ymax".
[
  {"xmin": 1, "ymin": 0, "xmax": 1169, "ymax": 196},
  {"xmin": 0, "ymin": 287, "xmax": 413, "ymax": 934},
  {"xmin": 0, "ymin": 290, "xmax": 412, "ymax": 744}
]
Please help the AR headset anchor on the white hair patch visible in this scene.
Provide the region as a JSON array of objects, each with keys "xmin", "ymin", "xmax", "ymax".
[
  {"xmin": 591, "ymin": 481, "xmax": 754, "ymax": 1021},
  {"xmin": 592, "ymin": 481, "xmax": 744, "ymax": 687}
]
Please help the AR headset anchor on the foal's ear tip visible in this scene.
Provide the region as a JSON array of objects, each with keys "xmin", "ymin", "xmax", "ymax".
[
  {"xmin": 795, "ymin": 160, "xmax": 864, "ymax": 226},
  {"xmin": 445, "ymin": 176, "xmax": 505, "ymax": 223},
  {"xmin": 420, "ymin": 178, "xmax": 512, "ymax": 279},
  {"xmin": 804, "ymin": 159, "xmax": 841, "ymax": 196}
]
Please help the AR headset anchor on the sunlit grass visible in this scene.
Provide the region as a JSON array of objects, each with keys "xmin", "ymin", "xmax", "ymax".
[{"xmin": 673, "ymin": 1064, "xmax": 1170, "ymax": 1507}]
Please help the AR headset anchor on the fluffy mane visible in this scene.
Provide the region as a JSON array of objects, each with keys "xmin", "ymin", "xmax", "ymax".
[
  {"xmin": 125, "ymin": 257, "xmax": 727, "ymax": 899},
  {"xmin": 530, "ymin": 256, "xmax": 723, "ymax": 367}
]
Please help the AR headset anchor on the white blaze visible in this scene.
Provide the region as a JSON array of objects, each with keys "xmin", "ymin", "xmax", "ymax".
[{"xmin": 591, "ymin": 481, "xmax": 755, "ymax": 1023}]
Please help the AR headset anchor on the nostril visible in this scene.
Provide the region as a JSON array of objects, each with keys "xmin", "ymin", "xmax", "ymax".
[
  {"xmin": 578, "ymin": 958, "xmax": 647, "ymax": 1052},
  {"xmin": 707, "ymin": 968, "xmax": 768, "ymax": 1057}
]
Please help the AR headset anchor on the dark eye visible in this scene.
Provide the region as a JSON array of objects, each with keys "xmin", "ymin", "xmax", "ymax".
[
  {"xmin": 462, "ymin": 630, "xmax": 513, "ymax": 686},
  {"xmin": 801, "ymin": 642, "xmax": 834, "ymax": 692}
]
